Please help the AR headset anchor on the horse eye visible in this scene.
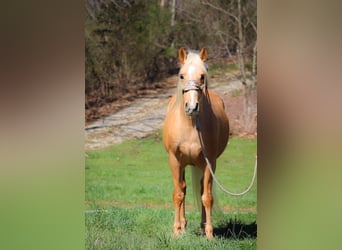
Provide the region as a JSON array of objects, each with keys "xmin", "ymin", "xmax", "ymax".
[
  {"xmin": 200, "ymin": 75, "xmax": 205, "ymax": 82},
  {"xmin": 180, "ymin": 74, "xmax": 184, "ymax": 79}
]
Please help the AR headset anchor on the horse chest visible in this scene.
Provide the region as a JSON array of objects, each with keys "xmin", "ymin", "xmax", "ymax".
[
  {"xmin": 177, "ymin": 132, "xmax": 202, "ymax": 161},
  {"xmin": 179, "ymin": 142, "xmax": 200, "ymax": 156}
]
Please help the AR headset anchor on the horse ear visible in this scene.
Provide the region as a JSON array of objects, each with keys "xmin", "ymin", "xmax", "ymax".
[
  {"xmin": 199, "ymin": 47, "xmax": 208, "ymax": 62},
  {"xmin": 178, "ymin": 48, "xmax": 187, "ymax": 65}
]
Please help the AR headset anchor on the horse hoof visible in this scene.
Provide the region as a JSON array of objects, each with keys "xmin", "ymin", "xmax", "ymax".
[
  {"xmin": 173, "ymin": 227, "xmax": 186, "ymax": 237},
  {"xmin": 205, "ymin": 226, "xmax": 214, "ymax": 240},
  {"xmin": 206, "ymin": 232, "xmax": 214, "ymax": 240}
]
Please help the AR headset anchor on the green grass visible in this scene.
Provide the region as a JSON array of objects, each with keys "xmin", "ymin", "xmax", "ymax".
[
  {"xmin": 86, "ymin": 132, "xmax": 257, "ymax": 249},
  {"xmin": 86, "ymin": 133, "xmax": 171, "ymax": 206},
  {"xmin": 86, "ymin": 207, "xmax": 256, "ymax": 249}
]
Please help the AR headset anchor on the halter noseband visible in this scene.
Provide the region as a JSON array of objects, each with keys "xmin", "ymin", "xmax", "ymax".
[{"xmin": 182, "ymin": 80, "xmax": 204, "ymax": 93}]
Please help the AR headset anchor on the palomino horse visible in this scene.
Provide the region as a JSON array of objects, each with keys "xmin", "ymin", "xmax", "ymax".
[{"xmin": 162, "ymin": 48, "xmax": 229, "ymax": 239}]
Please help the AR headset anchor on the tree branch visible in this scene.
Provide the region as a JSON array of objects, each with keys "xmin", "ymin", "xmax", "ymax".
[
  {"xmin": 246, "ymin": 15, "xmax": 257, "ymax": 34},
  {"xmin": 201, "ymin": 0, "xmax": 239, "ymax": 23}
]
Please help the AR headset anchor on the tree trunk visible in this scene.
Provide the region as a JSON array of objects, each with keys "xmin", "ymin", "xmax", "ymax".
[
  {"xmin": 252, "ymin": 42, "xmax": 257, "ymax": 84},
  {"xmin": 160, "ymin": 0, "xmax": 166, "ymax": 8},
  {"xmin": 237, "ymin": 0, "xmax": 247, "ymax": 85},
  {"xmin": 237, "ymin": 0, "xmax": 253, "ymax": 133},
  {"xmin": 170, "ymin": 0, "xmax": 176, "ymax": 48}
]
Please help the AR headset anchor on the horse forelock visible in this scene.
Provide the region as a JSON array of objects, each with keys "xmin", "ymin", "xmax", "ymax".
[{"xmin": 185, "ymin": 52, "xmax": 208, "ymax": 71}]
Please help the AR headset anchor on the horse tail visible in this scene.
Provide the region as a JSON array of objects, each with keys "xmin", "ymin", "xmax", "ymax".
[
  {"xmin": 190, "ymin": 165, "xmax": 203, "ymax": 211},
  {"xmin": 191, "ymin": 166, "xmax": 222, "ymax": 218}
]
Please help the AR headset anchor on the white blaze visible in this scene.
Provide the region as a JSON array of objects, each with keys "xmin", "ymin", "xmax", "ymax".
[
  {"xmin": 188, "ymin": 65, "xmax": 196, "ymax": 79},
  {"xmin": 188, "ymin": 90, "xmax": 198, "ymax": 108},
  {"xmin": 186, "ymin": 64, "xmax": 199, "ymax": 110}
]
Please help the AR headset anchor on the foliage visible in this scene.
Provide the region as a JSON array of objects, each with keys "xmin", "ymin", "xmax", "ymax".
[
  {"xmin": 85, "ymin": 0, "xmax": 174, "ymax": 97},
  {"xmin": 85, "ymin": 0, "xmax": 257, "ymax": 108}
]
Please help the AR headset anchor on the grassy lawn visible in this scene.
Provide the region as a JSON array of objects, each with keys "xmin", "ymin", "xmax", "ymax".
[
  {"xmin": 86, "ymin": 207, "xmax": 256, "ymax": 249},
  {"xmin": 86, "ymin": 132, "xmax": 257, "ymax": 249}
]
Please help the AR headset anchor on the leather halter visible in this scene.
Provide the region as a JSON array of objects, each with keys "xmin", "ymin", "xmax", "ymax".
[{"xmin": 182, "ymin": 80, "xmax": 204, "ymax": 93}]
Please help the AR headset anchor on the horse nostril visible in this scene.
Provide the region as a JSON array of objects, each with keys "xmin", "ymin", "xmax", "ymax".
[
  {"xmin": 195, "ymin": 103, "xmax": 199, "ymax": 112},
  {"xmin": 184, "ymin": 102, "xmax": 199, "ymax": 115}
]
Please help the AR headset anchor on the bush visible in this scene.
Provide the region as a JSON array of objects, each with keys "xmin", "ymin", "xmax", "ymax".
[{"xmin": 85, "ymin": 1, "xmax": 175, "ymax": 97}]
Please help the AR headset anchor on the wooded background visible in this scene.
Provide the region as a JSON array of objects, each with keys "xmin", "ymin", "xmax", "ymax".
[{"xmin": 85, "ymin": 0, "xmax": 256, "ymax": 113}]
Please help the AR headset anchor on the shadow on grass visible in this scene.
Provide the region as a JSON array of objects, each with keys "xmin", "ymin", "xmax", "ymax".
[{"xmin": 213, "ymin": 218, "xmax": 257, "ymax": 239}]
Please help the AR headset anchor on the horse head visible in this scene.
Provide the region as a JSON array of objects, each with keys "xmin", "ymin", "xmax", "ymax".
[{"xmin": 178, "ymin": 48, "xmax": 208, "ymax": 116}]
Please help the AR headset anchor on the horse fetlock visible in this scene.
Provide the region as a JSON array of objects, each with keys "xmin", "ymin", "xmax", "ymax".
[
  {"xmin": 173, "ymin": 224, "xmax": 185, "ymax": 236},
  {"xmin": 205, "ymin": 224, "xmax": 214, "ymax": 240},
  {"xmin": 180, "ymin": 218, "xmax": 187, "ymax": 230}
]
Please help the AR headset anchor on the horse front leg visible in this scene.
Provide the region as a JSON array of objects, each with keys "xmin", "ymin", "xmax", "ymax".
[
  {"xmin": 169, "ymin": 153, "xmax": 187, "ymax": 236},
  {"xmin": 201, "ymin": 160, "xmax": 215, "ymax": 240},
  {"xmin": 179, "ymin": 169, "xmax": 187, "ymax": 231}
]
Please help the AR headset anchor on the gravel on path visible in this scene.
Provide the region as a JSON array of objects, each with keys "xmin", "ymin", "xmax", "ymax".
[{"xmin": 85, "ymin": 78, "xmax": 244, "ymax": 150}]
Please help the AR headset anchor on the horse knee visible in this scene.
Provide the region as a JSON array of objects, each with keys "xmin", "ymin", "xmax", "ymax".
[
  {"xmin": 173, "ymin": 191, "xmax": 185, "ymax": 205},
  {"xmin": 202, "ymin": 193, "xmax": 213, "ymax": 208}
]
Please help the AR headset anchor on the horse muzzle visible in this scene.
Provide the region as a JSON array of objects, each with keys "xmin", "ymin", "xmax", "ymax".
[
  {"xmin": 185, "ymin": 100, "xmax": 199, "ymax": 116},
  {"xmin": 183, "ymin": 80, "xmax": 202, "ymax": 116}
]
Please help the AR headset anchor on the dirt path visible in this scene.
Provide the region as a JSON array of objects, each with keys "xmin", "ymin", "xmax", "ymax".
[{"xmin": 85, "ymin": 74, "xmax": 254, "ymax": 150}]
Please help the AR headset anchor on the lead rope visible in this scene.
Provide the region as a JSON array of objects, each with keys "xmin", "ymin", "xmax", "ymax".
[{"xmin": 195, "ymin": 117, "xmax": 257, "ymax": 196}]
